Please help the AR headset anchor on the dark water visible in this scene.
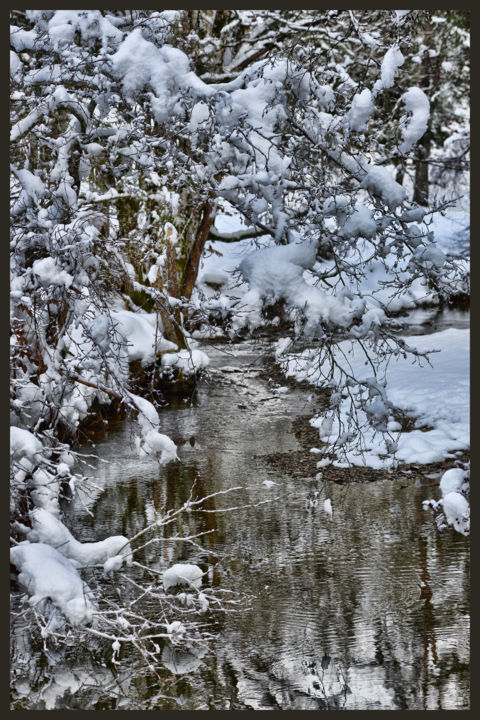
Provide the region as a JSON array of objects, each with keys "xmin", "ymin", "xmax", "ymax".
[
  {"xmin": 397, "ymin": 306, "xmax": 469, "ymax": 336},
  {"xmin": 11, "ymin": 336, "xmax": 469, "ymax": 710}
]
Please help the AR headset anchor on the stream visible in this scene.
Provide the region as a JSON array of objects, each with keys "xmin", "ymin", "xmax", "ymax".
[{"xmin": 11, "ymin": 311, "xmax": 470, "ymax": 710}]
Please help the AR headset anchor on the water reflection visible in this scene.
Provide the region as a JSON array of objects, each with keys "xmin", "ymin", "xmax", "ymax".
[
  {"xmin": 12, "ymin": 339, "xmax": 469, "ymax": 710},
  {"xmin": 395, "ymin": 306, "xmax": 469, "ymax": 336}
]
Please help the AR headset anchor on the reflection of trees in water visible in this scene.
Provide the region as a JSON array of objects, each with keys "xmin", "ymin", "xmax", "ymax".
[
  {"xmin": 205, "ymin": 476, "xmax": 469, "ymax": 709},
  {"xmin": 16, "ymin": 360, "xmax": 468, "ymax": 710},
  {"xmin": 57, "ymin": 455, "xmax": 469, "ymax": 709}
]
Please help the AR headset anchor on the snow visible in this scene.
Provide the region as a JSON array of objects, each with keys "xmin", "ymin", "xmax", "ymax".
[
  {"xmin": 10, "ymin": 426, "xmax": 43, "ymax": 464},
  {"xmin": 262, "ymin": 480, "xmax": 278, "ymax": 488},
  {"xmin": 10, "ymin": 8, "xmax": 470, "ymax": 669},
  {"xmin": 440, "ymin": 468, "xmax": 467, "ymax": 497},
  {"xmin": 30, "ymin": 467, "xmax": 61, "ymax": 517},
  {"xmin": 10, "ymin": 542, "xmax": 95, "ymax": 626},
  {"xmin": 104, "ymin": 554, "xmax": 126, "ymax": 574},
  {"xmin": 423, "ymin": 466, "xmax": 470, "ymax": 536},
  {"xmin": 47, "ymin": 10, "xmax": 123, "ymax": 51},
  {"xmin": 189, "ymin": 101, "xmax": 210, "ymax": 133},
  {"xmin": 284, "ymin": 328, "xmax": 469, "ymax": 469},
  {"xmin": 373, "ymin": 45, "xmax": 405, "ymax": 95},
  {"xmin": 234, "ymin": 238, "xmax": 355, "ymax": 334},
  {"xmin": 339, "ymin": 205, "xmax": 376, "ymax": 240},
  {"xmin": 442, "ymin": 492, "xmax": 469, "ymax": 536},
  {"xmin": 52, "ymin": 305, "xmax": 190, "ymax": 434},
  {"xmin": 428, "ymin": 203, "xmax": 470, "ymax": 258},
  {"xmin": 398, "ymin": 87, "xmax": 430, "ymax": 154},
  {"xmin": 111, "ymin": 310, "xmax": 177, "ymax": 365},
  {"xmin": 161, "ymin": 348, "xmax": 210, "ymax": 374},
  {"xmin": 401, "ymin": 208, "xmax": 426, "ymax": 223},
  {"xmin": 9, "ymin": 505, "xmax": 133, "ymax": 626},
  {"xmin": 28, "ymin": 507, "xmax": 132, "ymax": 567},
  {"xmin": 129, "ymin": 393, "xmax": 178, "ymax": 464},
  {"xmin": 140, "ymin": 429, "xmax": 178, "ymax": 463},
  {"xmin": 194, "ymin": 204, "xmax": 268, "ymax": 313},
  {"xmin": 32, "ymin": 257, "xmax": 73, "ymax": 289},
  {"xmin": 165, "ymin": 620, "xmax": 186, "ymax": 644},
  {"xmin": 111, "ymin": 28, "xmax": 213, "ymax": 116},
  {"xmin": 163, "ymin": 563, "xmax": 203, "ymax": 591},
  {"xmin": 274, "ymin": 337, "xmax": 293, "ymax": 358},
  {"xmin": 196, "ymin": 200, "xmax": 467, "ymax": 352},
  {"xmin": 360, "ymin": 164, "xmax": 407, "ymax": 210},
  {"xmin": 315, "ymin": 85, "xmax": 335, "ymax": 110},
  {"xmin": 10, "ymin": 26, "xmax": 38, "ymax": 51},
  {"xmin": 11, "ymin": 168, "xmax": 46, "ymax": 216},
  {"xmin": 348, "ymin": 89, "xmax": 374, "ymax": 132},
  {"xmin": 323, "ymin": 498, "xmax": 333, "ymax": 517},
  {"xmin": 393, "ymin": 10, "xmax": 410, "ymax": 24}
]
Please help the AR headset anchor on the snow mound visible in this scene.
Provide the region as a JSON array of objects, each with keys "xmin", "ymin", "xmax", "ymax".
[
  {"xmin": 129, "ymin": 393, "xmax": 178, "ymax": 464},
  {"xmin": 112, "ymin": 310, "xmax": 177, "ymax": 365},
  {"xmin": 348, "ymin": 89, "xmax": 374, "ymax": 132},
  {"xmin": 10, "ymin": 542, "xmax": 95, "ymax": 625},
  {"xmin": 32, "ymin": 256, "xmax": 73, "ymax": 289},
  {"xmin": 235, "ymin": 238, "xmax": 354, "ymax": 333},
  {"xmin": 361, "ymin": 165, "xmax": 407, "ymax": 211},
  {"xmin": 442, "ymin": 492, "xmax": 469, "ymax": 536},
  {"xmin": 163, "ymin": 563, "xmax": 203, "ymax": 591},
  {"xmin": 161, "ymin": 347, "xmax": 210, "ymax": 374},
  {"xmin": 10, "ymin": 426, "xmax": 43, "ymax": 463},
  {"xmin": 424, "ymin": 466, "xmax": 470, "ymax": 537}
]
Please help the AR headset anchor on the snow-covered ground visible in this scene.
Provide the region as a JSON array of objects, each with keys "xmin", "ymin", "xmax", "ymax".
[{"xmin": 279, "ymin": 327, "xmax": 469, "ymax": 469}]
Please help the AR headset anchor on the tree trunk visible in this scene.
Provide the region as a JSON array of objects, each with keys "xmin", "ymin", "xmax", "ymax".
[
  {"xmin": 413, "ymin": 131, "xmax": 432, "ymax": 206},
  {"xmin": 181, "ymin": 197, "xmax": 216, "ymax": 299},
  {"xmin": 412, "ymin": 22, "xmax": 437, "ymax": 206}
]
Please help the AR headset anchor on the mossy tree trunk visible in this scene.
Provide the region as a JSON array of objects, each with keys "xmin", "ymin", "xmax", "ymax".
[{"xmin": 114, "ymin": 184, "xmax": 217, "ymax": 348}]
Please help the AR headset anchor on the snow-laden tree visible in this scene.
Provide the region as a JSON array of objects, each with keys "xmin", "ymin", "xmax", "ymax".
[
  {"xmin": 10, "ymin": 8, "xmax": 469, "ymax": 661},
  {"xmin": 387, "ymin": 11, "xmax": 470, "ymax": 205}
]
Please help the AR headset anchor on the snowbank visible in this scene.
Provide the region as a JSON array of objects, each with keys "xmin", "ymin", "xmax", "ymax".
[
  {"xmin": 234, "ymin": 238, "xmax": 357, "ymax": 333},
  {"xmin": 442, "ymin": 492, "xmax": 469, "ymax": 536},
  {"xmin": 283, "ymin": 328, "xmax": 469, "ymax": 469},
  {"xmin": 10, "ymin": 426, "xmax": 43, "ymax": 465},
  {"xmin": 161, "ymin": 347, "xmax": 210, "ymax": 374}
]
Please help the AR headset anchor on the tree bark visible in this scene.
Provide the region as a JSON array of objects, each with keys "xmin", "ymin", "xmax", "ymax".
[
  {"xmin": 181, "ymin": 197, "xmax": 216, "ymax": 300},
  {"xmin": 413, "ymin": 131, "xmax": 432, "ymax": 206}
]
